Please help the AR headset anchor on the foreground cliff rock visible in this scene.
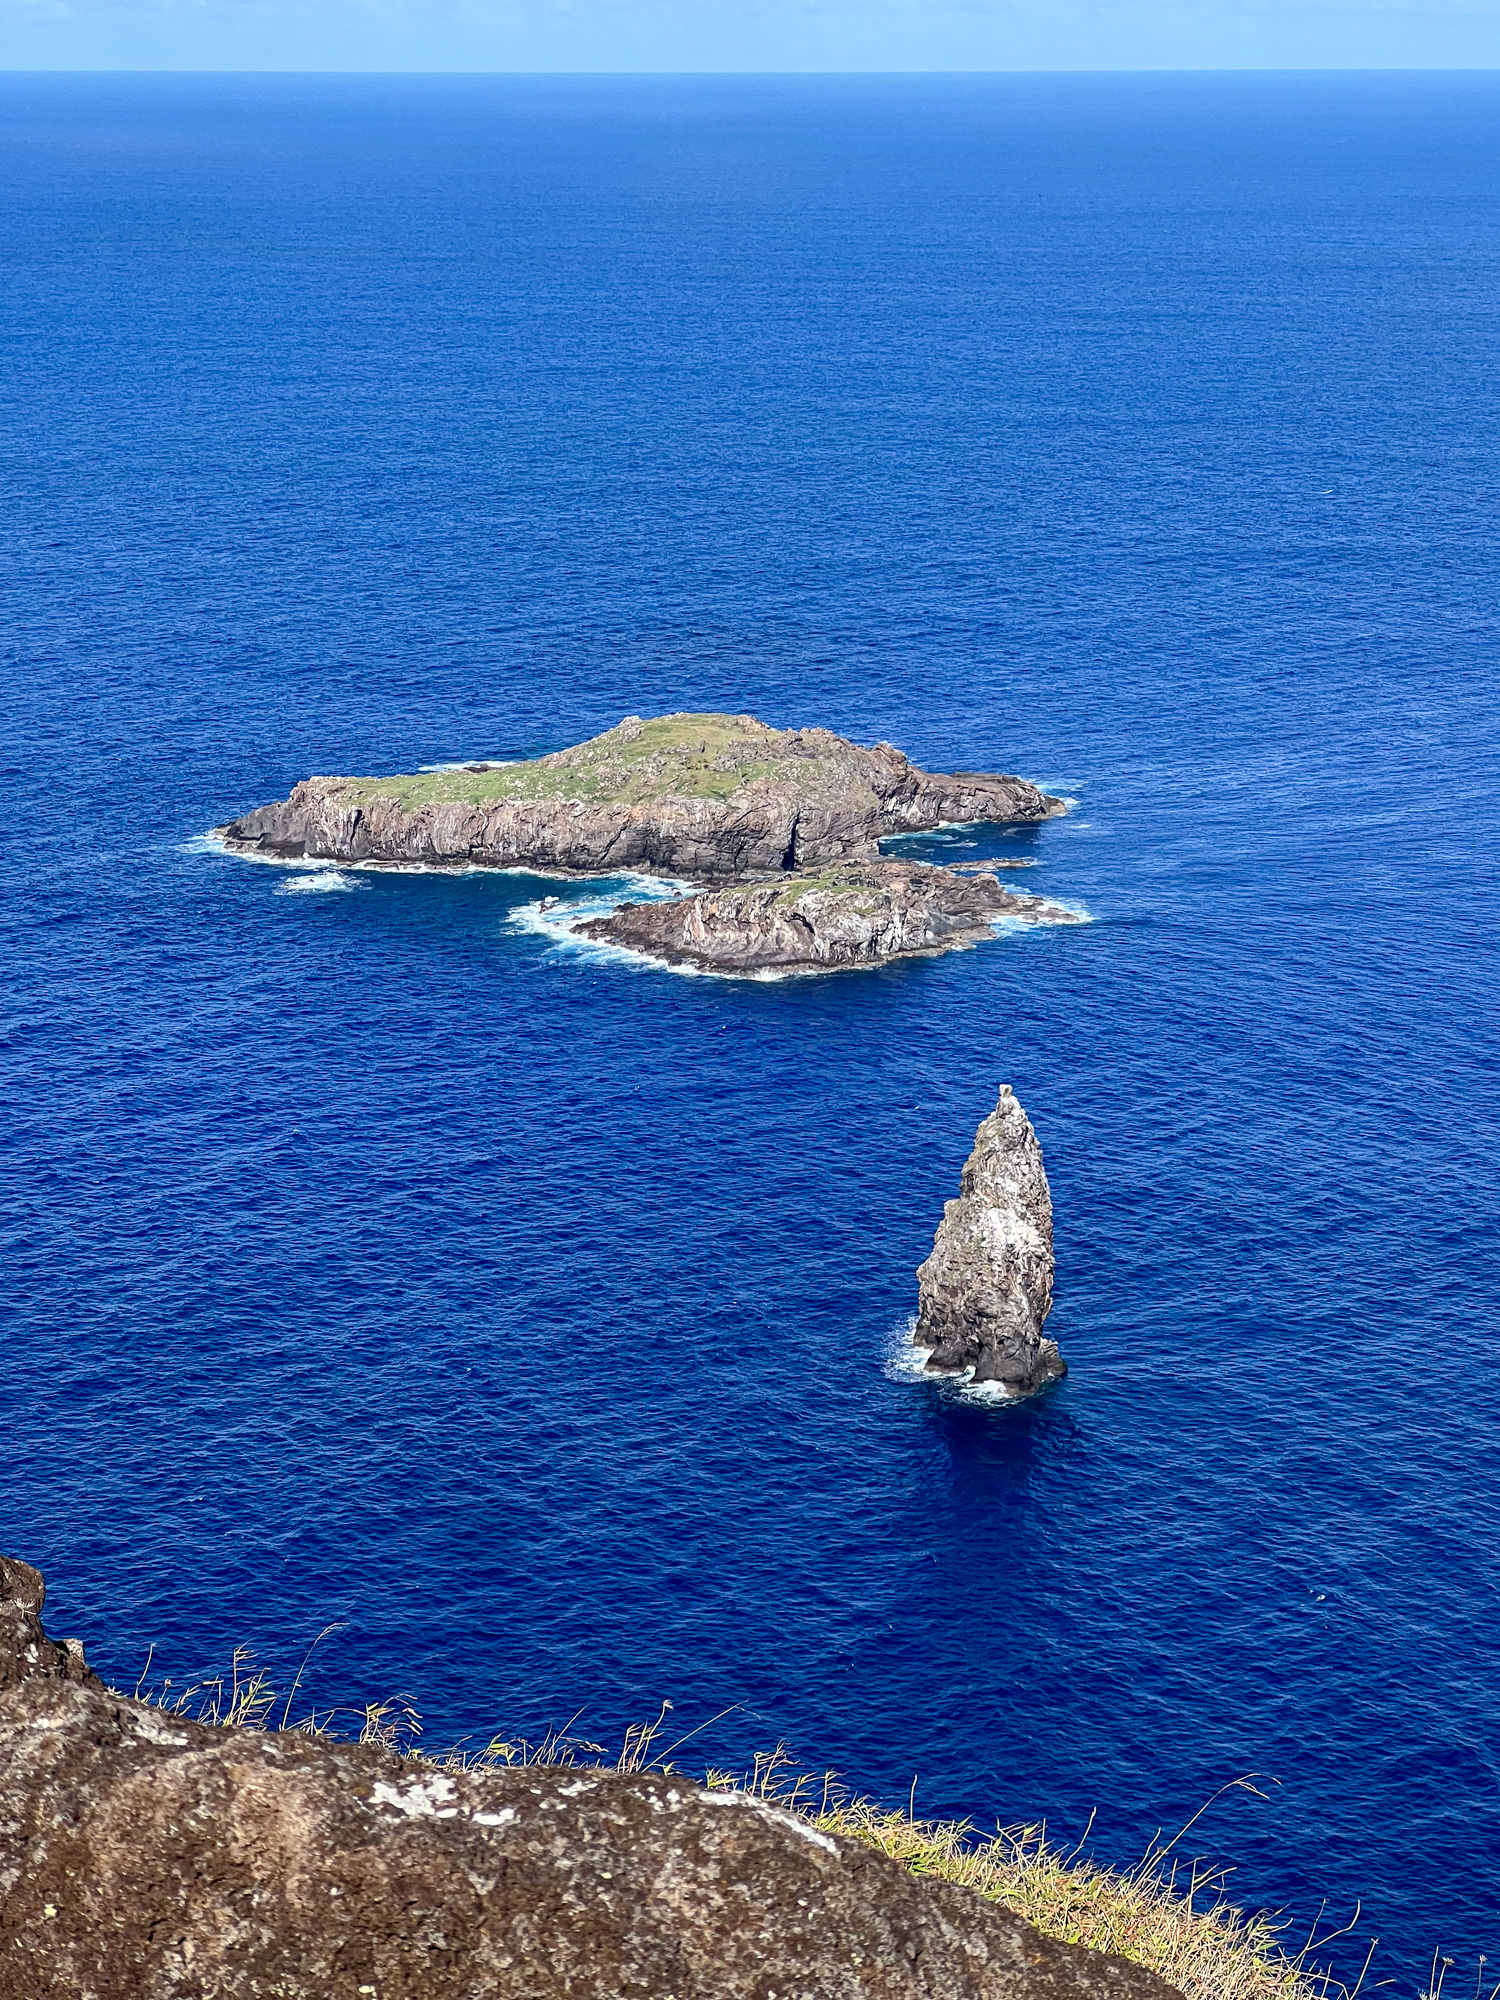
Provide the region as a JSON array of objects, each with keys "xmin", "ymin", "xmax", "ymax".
[
  {"xmin": 0, "ymin": 1557, "xmax": 1174, "ymax": 2000},
  {"xmin": 579, "ymin": 859, "xmax": 1081, "ymax": 975},
  {"xmin": 916, "ymin": 1087, "xmax": 1066, "ymax": 1395},
  {"xmin": 220, "ymin": 712, "xmax": 1064, "ymax": 881}
]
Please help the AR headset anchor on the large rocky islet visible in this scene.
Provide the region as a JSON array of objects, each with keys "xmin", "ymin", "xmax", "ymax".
[
  {"xmin": 220, "ymin": 710, "xmax": 1065, "ymax": 880},
  {"xmin": 219, "ymin": 710, "xmax": 1077, "ymax": 976}
]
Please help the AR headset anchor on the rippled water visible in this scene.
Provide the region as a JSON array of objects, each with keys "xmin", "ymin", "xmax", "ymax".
[{"xmin": 3, "ymin": 71, "xmax": 1499, "ymax": 1989}]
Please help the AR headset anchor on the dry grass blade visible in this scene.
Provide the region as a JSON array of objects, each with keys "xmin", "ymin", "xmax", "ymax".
[
  {"xmin": 705, "ymin": 1747, "xmax": 1353, "ymax": 2000},
  {"xmin": 125, "ymin": 1661, "xmax": 1375, "ymax": 2000}
]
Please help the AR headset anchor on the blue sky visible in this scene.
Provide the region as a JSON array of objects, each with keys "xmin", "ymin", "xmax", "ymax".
[{"xmin": 1, "ymin": 0, "xmax": 1496, "ymax": 83}]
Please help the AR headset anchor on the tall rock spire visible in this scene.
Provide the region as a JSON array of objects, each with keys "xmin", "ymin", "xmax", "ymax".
[{"xmin": 915, "ymin": 1086, "xmax": 1066, "ymax": 1396}]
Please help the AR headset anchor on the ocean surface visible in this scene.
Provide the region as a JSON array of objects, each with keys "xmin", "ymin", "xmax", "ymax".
[{"xmin": 3, "ymin": 70, "xmax": 1498, "ymax": 1989}]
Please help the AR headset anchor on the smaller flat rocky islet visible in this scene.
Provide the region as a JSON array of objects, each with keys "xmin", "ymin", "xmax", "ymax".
[
  {"xmin": 219, "ymin": 711, "xmax": 1074, "ymax": 974},
  {"xmin": 581, "ymin": 859, "xmax": 1081, "ymax": 976}
]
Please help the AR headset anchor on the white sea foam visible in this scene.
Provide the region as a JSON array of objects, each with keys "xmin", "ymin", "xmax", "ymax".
[
  {"xmin": 883, "ymin": 1319, "xmax": 1027, "ymax": 1407},
  {"xmin": 276, "ymin": 869, "xmax": 358, "ymax": 894},
  {"xmin": 989, "ymin": 898, "xmax": 1093, "ymax": 931},
  {"xmin": 890, "ymin": 819, "xmax": 978, "ymax": 839},
  {"xmin": 511, "ymin": 874, "xmax": 700, "ymax": 971},
  {"xmin": 416, "ymin": 758, "xmax": 519, "ymax": 772},
  {"xmin": 190, "ymin": 830, "xmax": 335, "ymax": 871},
  {"xmin": 190, "ymin": 831, "xmax": 366, "ymax": 876},
  {"xmin": 195, "ymin": 828, "xmax": 577, "ymax": 882}
]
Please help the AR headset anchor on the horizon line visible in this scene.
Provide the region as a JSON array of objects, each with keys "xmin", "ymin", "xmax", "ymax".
[{"xmin": 3, "ymin": 62, "xmax": 1500, "ymax": 76}]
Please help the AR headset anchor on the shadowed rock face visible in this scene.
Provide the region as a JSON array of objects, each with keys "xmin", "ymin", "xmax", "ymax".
[
  {"xmin": 0, "ymin": 1560, "xmax": 1177, "ymax": 2000},
  {"xmin": 579, "ymin": 859, "xmax": 1082, "ymax": 976},
  {"xmin": 218, "ymin": 712, "xmax": 1064, "ymax": 882},
  {"xmin": 916, "ymin": 1086, "xmax": 1066, "ymax": 1395}
]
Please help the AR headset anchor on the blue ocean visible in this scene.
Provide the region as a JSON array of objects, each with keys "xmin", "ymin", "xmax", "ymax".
[{"xmin": 3, "ymin": 70, "xmax": 1498, "ymax": 1989}]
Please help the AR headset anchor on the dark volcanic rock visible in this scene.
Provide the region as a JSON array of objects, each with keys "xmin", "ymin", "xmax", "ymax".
[
  {"xmin": 0, "ymin": 1561, "xmax": 1179, "ymax": 2000},
  {"xmin": 219, "ymin": 712, "xmax": 1064, "ymax": 883},
  {"xmin": 578, "ymin": 859, "xmax": 1082, "ymax": 975},
  {"xmin": 0, "ymin": 1555, "xmax": 100, "ymax": 1696},
  {"xmin": 916, "ymin": 1086, "xmax": 1066, "ymax": 1395}
]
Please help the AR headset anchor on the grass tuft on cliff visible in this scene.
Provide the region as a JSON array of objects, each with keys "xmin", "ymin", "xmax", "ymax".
[
  {"xmin": 825, "ymin": 1808, "xmax": 1340, "ymax": 2000},
  {"xmin": 130, "ymin": 1668, "xmax": 1359, "ymax": 2000},
  {"xmin": 696, "ymin": 1753, "xmax": 1356, "ymax": 2000}
]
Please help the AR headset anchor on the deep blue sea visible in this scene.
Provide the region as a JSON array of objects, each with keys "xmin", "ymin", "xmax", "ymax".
[{"xmin": 3, "ymin": 70, "xmax": 1498, "ymax": 1990}]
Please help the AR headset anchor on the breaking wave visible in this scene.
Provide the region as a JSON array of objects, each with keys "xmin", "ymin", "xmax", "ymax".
[
  {"xmin": 416, "ymin": 758, "xmax": 520, "ymax": 772},
  {"xmin": 510, "ymin": 875, "xmax": 700, "ymax": 970},
  {"xmin": 883, "ymin": 1319, "xmax": 1030, "ymax": 1407},
  {"xmin": 276, "ymin": 869, "xmax": 358, "ymax": 895}
]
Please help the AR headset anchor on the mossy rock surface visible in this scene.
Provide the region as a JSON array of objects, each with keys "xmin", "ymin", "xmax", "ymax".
[{"xmin": 342, "ymin": 714, "xmax": 845, "ymax": 812}]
